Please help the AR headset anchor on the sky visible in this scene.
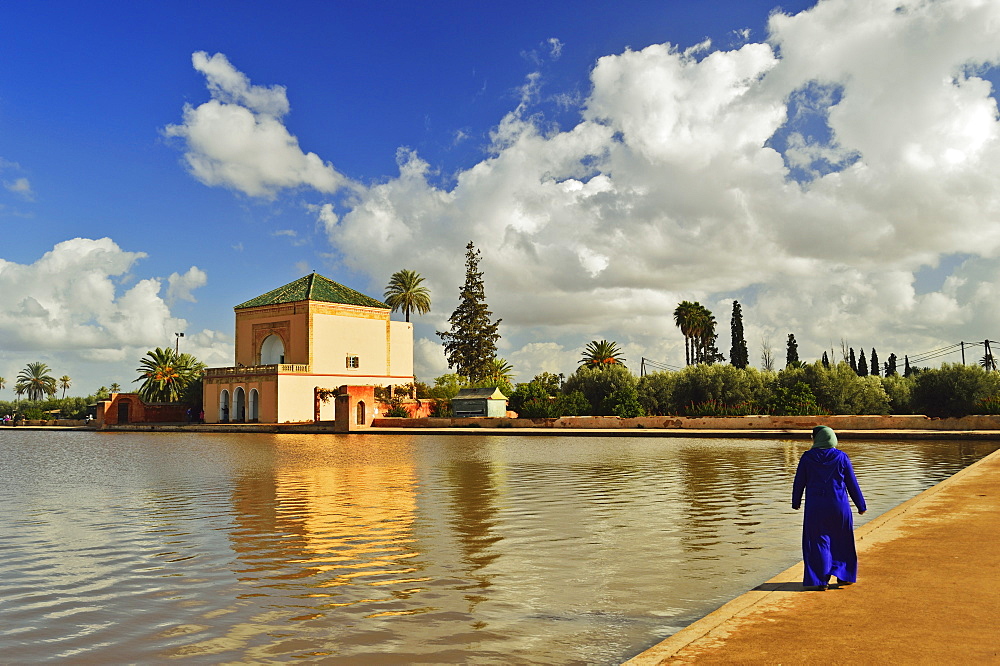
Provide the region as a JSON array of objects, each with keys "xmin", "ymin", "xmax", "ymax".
[{"xmin": 2, "ymin": 0, "xmax": 1000, "ymax": 396}]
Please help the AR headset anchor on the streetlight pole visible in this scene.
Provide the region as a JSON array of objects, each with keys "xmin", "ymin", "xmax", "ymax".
[{"xmin": 175, "ymin": 332, "xmax": 184, "ymax": 355}]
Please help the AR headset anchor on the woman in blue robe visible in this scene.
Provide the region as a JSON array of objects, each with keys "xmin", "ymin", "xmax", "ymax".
[{"xmin": 792, "ymin": 425, "xmax": 867, "ymax": 590}]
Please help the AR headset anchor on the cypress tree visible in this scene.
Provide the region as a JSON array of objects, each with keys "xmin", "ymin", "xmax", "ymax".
[
  {"xmin": 904, "ymin": 355, "xmax": 911, "ymax": 377},
  {"xmin": 849, "ymin": 348, "xmax": 857, "ymax": 372},
  {"xmin": 870, "ymin": 348, "xmax": 880, "ymax": 377},
  {"xmin": 857, "ymin": 348, "xmax": 869, "ymax": 376},
  {"xmin": 437, "ymin": 241, "xmax": 502, "ymax": 382},
  {"xmin": 785, "ymin": 333, "xmax": 799, "ymax": 367},
  {"xmin": 821, "ymin": 351, "xmax": 830, "ymax": 368},
  {"xmin": 729, "ymin": 300, "xmax": 749, "ymax": 369},
  {"xmin": 886, "ymin": 353, "xmax": 898, "ymax": 376}
]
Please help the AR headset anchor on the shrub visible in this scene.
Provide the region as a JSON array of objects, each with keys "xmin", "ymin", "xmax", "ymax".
[
  {"xmin": 637, "ymin": 372, "xmax": 675, "ymax": 416},
  {"xmin": 602, "ymin": 382, "xmax": 645, "ymax": 418},
  {"xmin": 680, "ymin": 399, "xmax": 757, "ymax": 417},
  {"xmin": 563, "ymin": 364, "xmax": 638, "ymax": 416},
  {"xmin": 880, "ymin": 375, "xmax": 914, "ymax": 414},
  {"xmin": 384, "ymin": 404, "xmax": 410, "ymax": 417},
  {"xmin": 765, "ymin": 382, "xmax": 829, "ymax": 416},
  {"xmin": 973, "ymin": 395, "xmax": 1000, "ymax": 415},
  {"xmin": 668, "ymin": 364, "xmax": 767, "ymax": 415},
  {"xmin": 911, "ymin": 364, "xmax": 1000, "ymax": 417}
]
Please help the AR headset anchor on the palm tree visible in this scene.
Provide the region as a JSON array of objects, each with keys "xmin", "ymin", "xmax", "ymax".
[
  {"xmin": 481, "ymin": 357, "xmax": 515, "ymax": 385},
  {"xmin": 134, "ymin": 347, "xmax": 199, "ymax": 403},
  {"xmin": 16, "ymin": 362, "xmax": 57, "ymax": 401},
  {"xmin": 673, "ymin": 301, "xmax": 698, "ymax": 365},
  {"xmin": 981, "ymin": 353, "xmax": 997, "ymax": 371},
  {"xmin": 0, "ymin": 376, "xmax": 5, "ymax": 392},
  {"xmin": 384, "ymin": 269, "xmax": 431, "ymax": 322},
  {"xmin": 109, "ymin": 383, "xmax": 121, "ymax": 393},
  {"xmin": 580, "ymin": 340, "xmax": 626, "ymax": 367},
  {"xmin": 59, "ymin": 375, "xmax": 72, "ymax": 399}
]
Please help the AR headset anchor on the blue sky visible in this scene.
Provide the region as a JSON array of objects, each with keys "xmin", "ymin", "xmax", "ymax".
[{"xmin": 2, "ymin": 0, "xmax": 1000, "ymax": 394}]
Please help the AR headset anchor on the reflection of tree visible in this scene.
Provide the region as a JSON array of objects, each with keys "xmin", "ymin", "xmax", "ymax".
[{"xmin": 446, "ymin": 451, "xmax": 501, "ymax": 611}]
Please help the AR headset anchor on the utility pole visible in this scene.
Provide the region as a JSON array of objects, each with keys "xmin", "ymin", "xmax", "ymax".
[
  {"xmin": 961, "ymin": 341, "xmax": 965, "ymax": 365},
  {"xmin": 985, "ymin": 339, "xmax": 993, "ymax": 372}
]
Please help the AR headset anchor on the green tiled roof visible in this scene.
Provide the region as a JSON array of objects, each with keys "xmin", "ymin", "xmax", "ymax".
[{"xmin": 235, "ymin": 273, "xmax": 389, "ymax": 310}]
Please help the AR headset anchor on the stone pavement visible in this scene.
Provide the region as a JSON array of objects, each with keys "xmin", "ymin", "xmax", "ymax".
[{"xmin": 624, "ymin": 447, "xmax": 1000, "ymax": 665}]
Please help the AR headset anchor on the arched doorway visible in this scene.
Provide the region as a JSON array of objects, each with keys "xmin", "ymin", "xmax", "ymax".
[
  {"xmin": 234, "ymin": 387, "xmax": 246, "ymax": 422},
  {"xmin": 220, "ymin": 390, "xmax": 231, "ymax": 423},
  {"xmin": 249, "ymin": 389, "xmax": 259, "ymax": 422},
  {"xmin": 356, "ymin": 400, "xmax": 365, "ymax": 425},
  {"xmin": 117, "ymin": 399, "xmax": 130, "ymax": 424},
  {"xmin": 261, "ymin": 334, "xmax": 285, "ymax": 365}
]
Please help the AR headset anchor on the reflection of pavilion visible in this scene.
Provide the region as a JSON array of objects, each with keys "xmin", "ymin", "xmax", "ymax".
[{"xmin": 203, "ymin": 273, "xmax": 414, "ymax": 424}]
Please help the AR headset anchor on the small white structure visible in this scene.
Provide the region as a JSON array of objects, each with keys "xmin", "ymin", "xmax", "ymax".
[{"xmin": 452, "ymin": 387, "xmax": 508, "ymax": 418}]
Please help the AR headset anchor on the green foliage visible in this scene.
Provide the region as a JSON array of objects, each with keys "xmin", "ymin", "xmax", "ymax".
[
  {"xmin": 668, "ymin": 364, "xmax": 767, "ymax": 415},
  {"xmin": 637, "ymin": 371, "xmax": 676, "ymax": 416},
  {"xmin": 473, "ymin": 358, "xmax": 514, "ymax": 396},
  {"xmin": 729, "ymin": 300, "xmax": 749, "ymax": 369},
  {"xmin": 413, "ymin": 381, "xmax": 432, "ymax": 398},
  {"xmin": 579, "ymin": 340, "xmax": 626, "ymax": 368},
  {"xmin": 857, "ymin": 349, "xmax": 869, "ymax": 376},
  {"xmin": 911, "ymin": 363, "xmax": 1000, "ymax": 417},
  {"xmin": 428, "ymin": 373, "xmax": 469, "ymax": 400},
  {"xmin": 16, "ymin": 362, "xmax": 57, "ymax": 401},
  {"xmin": 785, "ymin": 334, "xmax": 799, "ymax": 368},
  {"xmin": 765, "ymin": 381, "xmax": 828, "ymax": 416},
  {"xmin": 880, "ymin": 374, "xmax": 913, "ymax": 414},
  {"xmin": 602, "ymin": 382, "xmax": 645, "ymax": 418},
  {"xmin": 779, "ymin": 361, "xmax": 889, "ymax": 415},
  {"xmin": 437, "ymin": 242, "xmax": 501, "ymax": 382},
  {"xmin": 563, "ymin": 364, "xmax": 638, "ymax": 416},
  {"xmin": 385, "ymin": 404, "xmax": 410, "ymax": 417},
  {"xmin": 681, "ymin": 399, "xmax": 757, "ymax": 417},
  {"xmin": 509, "ymin": 381, "xmax": 550, "ymax": 415},
  {"xmin": 384, "ymin": 268, "xmax": 431, "ymax": 322},
  {"xmin": 972, "ymin": 395, "xmax": 1000, "ymax": 415},
  {"xmin": 530, "ymin": 372, "xmax": 563, "ymax": 394},
  {"xmin": 134, "ymin": 348, "xmax": 205, "ymax": 403},
  {"xmin": 674, "ymin": 301, "xmax": 723, "ymax": 365}
]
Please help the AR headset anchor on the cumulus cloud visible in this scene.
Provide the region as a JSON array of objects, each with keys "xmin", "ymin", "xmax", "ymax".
[
  {"xmin": 164, "ymin": 52, "xmax": 348, "ymax": 198},
  {"xmin": 174, "ymin": 1, "xmax": 1000, "ymax": 381},
  {"xmin": 0, "ymin": 238, "xmax": 183, "ymax": 353},
  {"xmin": 166, "ymin": 266, "xmax": 208, "ymax": 304}
]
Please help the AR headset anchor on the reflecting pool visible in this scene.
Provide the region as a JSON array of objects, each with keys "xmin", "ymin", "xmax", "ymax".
[{"xmin": 0, "ymin": 431, "xmax": 995, "ymax": 664}]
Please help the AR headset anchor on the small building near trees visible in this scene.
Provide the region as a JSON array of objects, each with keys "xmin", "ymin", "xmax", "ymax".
[{"xmin": 452, "ymin": 387, "xmax": 508, "ymax": 418}]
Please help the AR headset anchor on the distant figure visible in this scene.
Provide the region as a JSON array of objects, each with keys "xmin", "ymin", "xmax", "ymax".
[{"xmin": 792, "ymin": 425, "xmax": 867, "ymax": 590}]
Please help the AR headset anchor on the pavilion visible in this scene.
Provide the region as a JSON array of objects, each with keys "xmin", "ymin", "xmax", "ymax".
[{"xmin": 202, "ymin": 273, "xmax": 414, "ymax": 425}]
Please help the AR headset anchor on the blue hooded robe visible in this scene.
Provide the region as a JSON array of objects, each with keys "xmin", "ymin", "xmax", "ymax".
[{"xmin": 792, "ymin": 426, "xmax": 866, "ymax": 587}]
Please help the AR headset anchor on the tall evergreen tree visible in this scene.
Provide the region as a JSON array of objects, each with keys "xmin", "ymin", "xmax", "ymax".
[
  {"xmin": 885, "ymin": 353, "xmax": 897, "ymax": 377},
  {"xmin": 903, "ymin": 355, "xmax": 911, "ymax": 377},
  {"xmin": 849, "ymin": 348, "xmax": 857, "ymax": 372},
  {"xmin": 870, "ymin": 348, "xmax": 880, "ymax": 377},
  {"xmin": 857, "ymin": 348, "xmax": 869, "ymax": 376},
  {"xmin": 785, "ymin": 333, "xmax": 799, "ymax": 367},
  {"xmin": 437, "ymin": 242, "xmax": 502, "ymax": 382},
  {"xmin": 821, "ymin": 351, "xmax": 830, "ymax": 368},
  {"xmin": 729, "ymin": 300, "xmax": 749, "ymax": 369}
]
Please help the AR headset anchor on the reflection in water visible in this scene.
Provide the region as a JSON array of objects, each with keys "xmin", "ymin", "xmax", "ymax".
[{"xmin": 0, "ymin": 431, "xmax": 996, "ymax": 664}]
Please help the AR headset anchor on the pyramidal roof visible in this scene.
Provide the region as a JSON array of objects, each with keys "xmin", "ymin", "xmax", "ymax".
[{"xmin": 235, "ymin": 273, "xmax": 389, "ymax": 310}]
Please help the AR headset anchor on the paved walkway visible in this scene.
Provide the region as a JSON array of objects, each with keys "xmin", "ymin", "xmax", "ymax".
[{"xmin": 624, "ymin": 447, "xmax": 1000, "ymax": 664}]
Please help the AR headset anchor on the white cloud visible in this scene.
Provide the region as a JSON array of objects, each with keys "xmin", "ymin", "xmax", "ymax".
[
  {"xmin": 164, "ymin": 52, "xmax": 347, "ymax": 198},
  {"xmin": 181, "ymin": 1, "xmax": 1000, "ymax": 376},
  {"xmin": 166, "ymin": 266, "xmax": 208, "ymax": 304},
  {"xmin": 0, "ymin": 238, "xmax": 231, "ymax": 397},
  {"xmin": 4, "ymin": 177, "xmax": 33, "ymax": 200}
]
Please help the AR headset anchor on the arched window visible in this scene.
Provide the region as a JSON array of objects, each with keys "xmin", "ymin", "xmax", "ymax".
[
  {"xmin": 356, "ymin": 400, "xmax": 366, "ymax": 425},
  {"xmin": 261, "ymin": 334, "xmax": 285, "ymax": 365},
  {"xmin": 220, "ymin": 390, "xmax": 231, "ymax": 423},
  {"xmin": 249, "ymin": 389, "xmax": 259, "ymax": 422},
  {"xmin": 234, "ymin": 387, "xmax": 246, "ymax": 422}
]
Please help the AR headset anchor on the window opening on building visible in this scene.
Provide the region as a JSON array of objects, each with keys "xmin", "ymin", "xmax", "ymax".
[{"xmin": 346, "ymin": 355, "xmax": 360, "ymax": 369}]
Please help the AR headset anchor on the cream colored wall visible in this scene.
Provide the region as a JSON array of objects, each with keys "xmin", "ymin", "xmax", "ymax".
[
  {"xmin": 309, "ymin": 307, "xmax": 392, "ymax": 376},
  {"xmin": 389, "ymin": 321, "xmax": 414, "ymax": 380},
  {"xmin": 275, "ymin": 375, "xmax": 338, "ymax": 423}
]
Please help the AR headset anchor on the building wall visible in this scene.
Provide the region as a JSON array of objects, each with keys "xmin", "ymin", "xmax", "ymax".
[
  {"xmin": 389, "ymin": 320, "xmax": 414, "ymax": 381},
  {"xmin": 234, "ymin": 304, "xmax": 311, "ymax": 367},
  {"xmin": 97, "ymin": 393, "xmax": 190, "ymax": 426},
  {"xmin": 309, "ymin": 304, "xmax": 392, "ymax": 376}
]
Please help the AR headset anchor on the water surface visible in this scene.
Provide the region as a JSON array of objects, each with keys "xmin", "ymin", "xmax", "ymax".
[{"xmin": 0, "ymin": 431, "xmax": 995, "ymax": 664}]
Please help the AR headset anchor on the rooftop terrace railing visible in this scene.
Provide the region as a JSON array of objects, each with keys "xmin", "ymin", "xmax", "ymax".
[{"xmin": 205, "ymin": 364, "xmax": 311, "ymax": 377}]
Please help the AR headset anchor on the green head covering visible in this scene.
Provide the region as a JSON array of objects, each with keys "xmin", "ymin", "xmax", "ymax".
[{"xmin": 811, "ymin": 425, "xmax": 838, "ymax": 449}]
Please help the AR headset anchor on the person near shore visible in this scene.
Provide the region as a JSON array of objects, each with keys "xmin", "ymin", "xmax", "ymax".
[{"xmin": 792, "ymin": 425, "xmax": 867, "ymax": 591}]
